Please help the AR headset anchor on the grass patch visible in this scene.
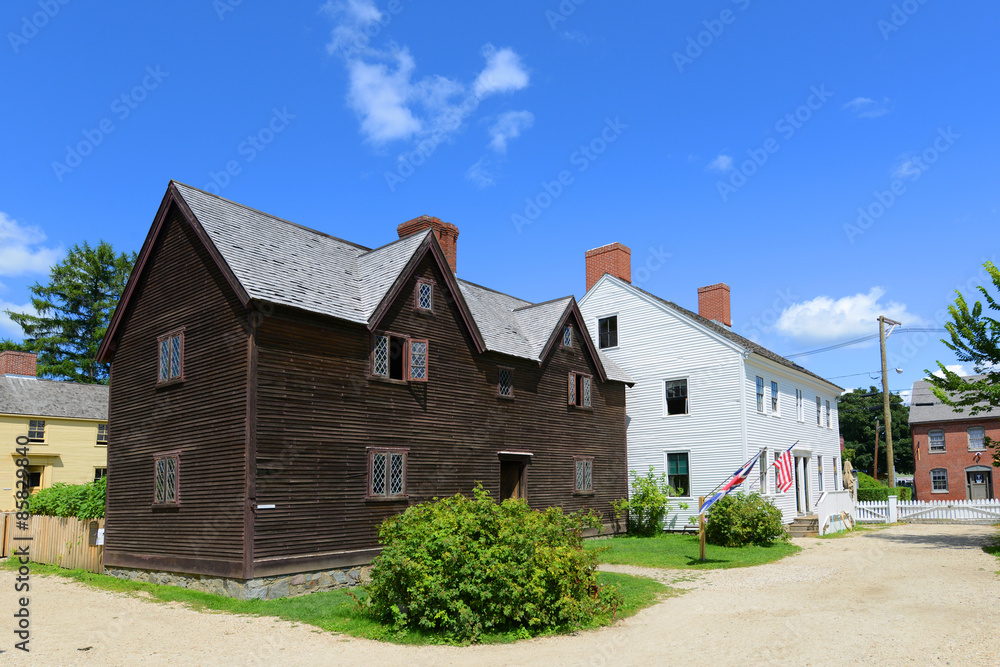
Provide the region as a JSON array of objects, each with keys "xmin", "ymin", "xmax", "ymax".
[
  {"xmin": 984, "ymin": 529, "xmax": 1000, "ymax": 574},
  {"xmin": 586, "ymin": 533, "xmax": 800, "ymax": 570},
  {"xmin": 0, "ymin": 559, "xmax": 669, "ymax": 645}
]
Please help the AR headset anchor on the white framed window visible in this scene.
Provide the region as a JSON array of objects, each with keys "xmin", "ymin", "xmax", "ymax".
[
  {"xmin": 931, "ymin": 468, "xmax": 948, "ymax": 492},
  {"xmin": 816, "ymin": 396, "xmax": 822, "ymax": 426},
  {"xmin": 929, "ymin": 429, "xmax": 945, "ymax": 452},
  {"xmin": 27, "ymin": 419, "xmax": 45, "ymax": 443},
  {"xmin": 666, "ymin": 451, "xmax": 690, "ymax": 497},
  {"xmin": 597, "ymin": 315, "xmax": 618, "ymax": 349},
  {"xmin": 664, "ymin": 379, "xmax": 689, "ymax": 416},
  {"xmin": 825, "ymin": 400, "xmax": 832, "ymax": 429},
  {"xmin": 755, "ymin": 376, "xmax": 765, "ymax": 413},
  {"xmin": 968, "ymin": 427, "xmax": 986, "ymax": 450},
  {"xmin": 97, "ymin": 423, "xmax": 109, "ymax": 445},
  {"xmin": 817, "ymin": 457, "xmax": 824, "ymax": 491},
  {"xmin": 770, "ymin": 380, "xmax": 779, "ymax": 415},
  {"xmin": 796, "ymin": 389, "xmax": 804, "ymax": 421}
]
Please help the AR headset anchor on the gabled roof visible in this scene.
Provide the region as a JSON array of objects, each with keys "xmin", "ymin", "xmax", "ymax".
[
  {"xmin": 100, "ymin": 182, "xmax": 630, "ymax": 384},
  {"xmin": 909, "ymin": 376, "xmax": 1000, "ymax": 424},
  {"xmin": 587, "ymin": 275, "xmax": 840, "ymax": 391},
  {"xmin": 0, "ymin": 376, "xmax": 108, "ymax": 420}
]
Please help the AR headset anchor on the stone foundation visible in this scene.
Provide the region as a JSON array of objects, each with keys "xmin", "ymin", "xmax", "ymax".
[{"xmin": 105, "ymin": 564, "xmax": 371, "ymax": 600}]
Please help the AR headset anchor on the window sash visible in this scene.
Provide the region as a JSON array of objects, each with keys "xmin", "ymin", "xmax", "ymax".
[
  {"xmin": 582, "ymin": 376, "xmax": 592, "ymax": 407},
  {"xmin": 816, "ymin": 396, "xmax": 822, "ymax": 425},
  {"xmin": 825, "ymin": 400, "xmax": 831, "ymax": 428},
  {"xmin": 498, "ymin": 367, "xmax": 513, "ymax": 397},
  {"xmin": 97, "ymin": 423, "xmax": 109, "ymax": 444},
  {"xmin": 598, "ymin": 316, "xmax": 618, "ymax": 348},
  {"xmin": 667, "ymin": 453, "xmax": 690, "ymax": 496},
  {"xmin": 759, "ymin": 449, "xmax": 768, "ymax": 492},
  {"xmin": 665, "ymin": 379, "xmax": 688, "ymax": 415},
  {"xmin": 755, "ymin": 376, "xmax": 764, "ymax": 412},
  {"xmin": 796, "ymin": 389, "xmax": 803, "ymax": 421},
  {"xmin": 931, "ymin": 469, "xmax": 948, "ymax": 491},
  {"xmin": 562, "ymin": 325, "xmax": 572, "ymax": 347},
  {"xmin": 929, "ymin": 430, "xmax": 945, "ymax": 451},
  {"xmin": 158, "ymin": 331, "xmax": 183, "ymax": 382},
  {"xmin": 575, "ymin": 459, "xmax": 593, "ymax": 492},
  {"xmin": 771, "ymin": 381, "xmax": 779, "ymax": 413},
  {"xmin": 818, "ymin": 457, "xmax": 824, "ymax": 491},
  {"xmin": 154, "ymin": 454, "xmax": 179, "ymax": 504},
  {"xmin": 408, "ymin": 339, "xmax": 428, "ymax": 381},
  {"xmin": 968, "ymin": 427, "xmax": 986, "ymax": 450},
  {"xmin": 568, "ymin": 373, "xmax": 577, "ymax": 406},
  {"xmin": 417, "ymin": 282, "xmax": 433, "ymax": 311},
  {"xmin": 372, "ymin": 335, "xmax": 389, "ymax": 377},
  {"xmin": 369, "ymin": 449, "xmax": 407, "ymax": 497},
  {"xmin": 94, "ymin": 468, "xmax": 107, "ymax": 482},
  {"xmin": 27, "ymin": 419, "xmax": 45, "ymax": 441}
]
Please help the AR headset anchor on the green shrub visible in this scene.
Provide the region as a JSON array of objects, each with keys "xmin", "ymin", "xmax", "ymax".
[
  {"xmin": 611, "ymin": 467, "xmax": 687, "ymax": 536},
  {"xmin": 704, "ymin": 492, "xmax": 786, "ymax": 548},
  {"xmin": 361, "ymin": 484, "xmax": 621, "ymax": 642},
  {"xmin": 857, "ymin": 472, "xmax": 881, "ymax": 488},
  {"xmin": 857, "ymin": 485, "xmax": 912, "ymax": 502},
  {"xmin": 27, "ymin": 477, "xmax": 106, "ymax": 520}
]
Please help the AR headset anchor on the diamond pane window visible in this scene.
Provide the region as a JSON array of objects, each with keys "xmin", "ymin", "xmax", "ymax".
[
  {"xmin": 582, "ymin": 376, "xmax": 592, "ymax": 407},
  {"xmin": 27, "ymin": 419, "xmax": 45, "ymax": 442},
  {"xmin": 165, "ymin": 458, "xmax": 176, "ymax": 503},
  {"xmin": 575, "ymin": 459, "xmax": 593, "ymax": 492},
  {"xmin": 498, "ymin": 367, "xmax": 513, "ymax": 398},
  {"xmin": 155, "ymin": 459, "xmax": 165, "ymax": 502},
  {"xmin": 568, "ymin": 373, "xmax": 577, "ymax": 405},
  {"xmin": 408, "ymin": 340, "xmax": 428, "ymax": 381},
  {"xmin": 369, "ymin": 449, "xmax": 407, "ymax": 498},
  {"xmin": 154, "ymin": 454, "xmax": 180, "ymax": 505},
  {"xmin": 371, "ymin": 453, "xmax": 386, "ymax": 495},
  {"xmin": 417, "ymin": 282, "xmax": 433, "ymax": 310},
  {"xmin": 157, "ymin": 331, "xmax": 184, "ymax": 383},
  {"xmin": 563, "ymin": 325, "xmax": 572, "ymax": 347},
  {"xmin": 389, "ymin": 453, "xmax": 404, "ymax": 495},
  {"xmin": 373, "ymin": 335, "xmax": 389, "ymax": 377}
]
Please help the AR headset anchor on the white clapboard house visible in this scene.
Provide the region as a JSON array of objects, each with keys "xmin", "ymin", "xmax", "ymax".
[{"xmin": 578, "ymin": 243, "xmax": 849, "ymax": 531}]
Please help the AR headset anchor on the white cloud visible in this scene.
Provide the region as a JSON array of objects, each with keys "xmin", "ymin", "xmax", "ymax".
[
  {"xmin": 465, "ymin": 157, "xmax": 497, "ymax": 189},
  {"xmin": 898, "ymin": 389, "xmax": 912, "ymax": 406},
  {"xmin": 707, "ymin": 154, "xmax": 733, "ymax": 172},
  {"xmin": 843, "ymin": 96, "xmax": 892, "ymax": 119},
  {"xmin": 0, "ymin": 212, "xmax": 62, "ymax": 277},
  {"xmin": 488, "ymin": 110, "xmax": 534, "ymax": 153},
  {"xmin": 324, "ymin": 5, "xmax": 531, "ymax": 149},
  {"xmin": 0, "ymin": 299, "xmax": 35, "ymax": 340},
  {"xmin": 774, "ymin": 287, "xmax": 924, "ymax": 341},
  {"xmin": 932, "ymin": 364, "xmax": 971, "ymax": 379},
  {"xmin": 473, "ymin": 45, "xmax": 529, "ymax": 98}
]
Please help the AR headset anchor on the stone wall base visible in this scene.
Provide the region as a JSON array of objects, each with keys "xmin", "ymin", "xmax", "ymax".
[{"xmin": 105, "ymin": 564, "xmax": 371, "ymax": 600}]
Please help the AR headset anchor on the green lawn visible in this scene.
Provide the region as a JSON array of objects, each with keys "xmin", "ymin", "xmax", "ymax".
[
  {"xmin": 586, "ymin": 533, "xmax": 800, "ymax": 570},
  {"xmin": 1, "ymin": 559, "xmax": 670, "ymax": 645},
  {"xmin": 985, "ymin": 529, "xmax": 1000, "ymax": 573}
]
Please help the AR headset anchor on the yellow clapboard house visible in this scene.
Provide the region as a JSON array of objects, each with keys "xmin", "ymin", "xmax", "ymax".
[{"xmin": 0, "ymin": 351, "xmax": 108, "ymax": 511}]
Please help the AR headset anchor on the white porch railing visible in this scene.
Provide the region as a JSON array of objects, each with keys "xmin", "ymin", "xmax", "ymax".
[
  {"xmin": 858, "ymin": 498, "xmax": 1000, "ymax": 524},
  {"xmin": 815, "ymin": 490, "xmax": 857, "ymax": 535}
]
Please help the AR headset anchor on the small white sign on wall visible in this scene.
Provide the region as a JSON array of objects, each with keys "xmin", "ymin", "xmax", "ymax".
[{"xmin": 96, "ymin": 528, "xmax": 105, "ymax": 546}]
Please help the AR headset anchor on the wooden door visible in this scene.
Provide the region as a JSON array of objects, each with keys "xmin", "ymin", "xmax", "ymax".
[
  {"xmin": 500, "ymin": 461, "xmax": 524, "ymax": 500},
  {"xmin": 968, "ymin": 471, "xmax": 989, "ymax": 500}
]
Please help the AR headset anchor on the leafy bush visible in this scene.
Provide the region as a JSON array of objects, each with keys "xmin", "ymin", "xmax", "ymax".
[
  {"xmin": 704, "ymin": 492, "xmax": 786, "ymax": 548},
  {"xmin": 611, "ymin": 467, "xmax": 687, "ymax": 536},
  {"xmin": 27, "ymin": 477, "xmax": 106, "ymax": 520},
  {"xmin": 857, "ymin": 486, "xmax": 912, "ymax": 502},
  {"xmin": 857, "ymin": 471, "xmax": 881, "ymax": 488},
  {"xmin": 361, "ymin": 484, "xmax": 621, "ymax": 642}
]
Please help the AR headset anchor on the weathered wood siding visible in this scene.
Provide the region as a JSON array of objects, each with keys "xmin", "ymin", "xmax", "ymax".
[
  {"xmin": 253, "ymin": 255, "xmax": 627, "ymax": 572},
  {"xmin": 104, "ymin": 207, "xmax": 250, "ymax": 577}
]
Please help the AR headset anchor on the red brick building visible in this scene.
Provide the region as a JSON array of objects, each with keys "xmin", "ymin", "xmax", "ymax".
[{"xmin": 909, "ymin": 379, "xmax": 998, "ymax": 501}]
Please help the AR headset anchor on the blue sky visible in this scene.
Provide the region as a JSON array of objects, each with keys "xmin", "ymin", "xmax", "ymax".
[{"xmin": 1, "ymin": 0, "xmax": 998, "ymax": 399}]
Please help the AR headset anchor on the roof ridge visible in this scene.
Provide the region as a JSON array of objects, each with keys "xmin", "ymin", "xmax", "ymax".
[
  {"xmin": 170, "ymin": 180, "xmax": 372, "ymax": 253},
  {"xmin": 512, "ymin": 296, "xmax": 572, "ymax": 312},
  {"xmin": 457, "ymin": 278, "xmax": 533, "ymax": 306},
  {"xmin": 358, "ymin": 229, "xmax": 431, "ymax": 257}
]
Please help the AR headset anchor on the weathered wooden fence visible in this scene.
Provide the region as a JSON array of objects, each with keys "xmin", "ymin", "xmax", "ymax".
[
  {"xmin": 1, "ymin": 513, "xmax": 104, "ymax": 573},
  {"xmin": 857, "ymin": 499, "xmax": 1000, "ymax": 525}
]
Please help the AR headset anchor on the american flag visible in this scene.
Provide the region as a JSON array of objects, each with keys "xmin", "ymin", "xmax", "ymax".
[{"xmin": 775, "ymin": 445, "xmax": 795, "ymax": 493}]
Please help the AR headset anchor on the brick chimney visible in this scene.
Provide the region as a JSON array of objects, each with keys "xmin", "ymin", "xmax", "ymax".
[
  {"xmin": 697, "ymin": 283, "xmax": 731, "ymax": 327},
  {"xmin": 397, "ymin": 216, "xmax": 459, "ymax": 274},
  {"xmin": 0, "ymin": 351, "xmax": 37, "ymax": 377},
  {"xmin": 585, "ymin": 243, "xmax": 631, "ymax": 292}
]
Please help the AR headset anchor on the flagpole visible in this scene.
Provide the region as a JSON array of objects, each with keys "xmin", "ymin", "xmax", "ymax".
[
  {"xmin": 744, "ymin": 441, "xmax": 798, "ymax": 493},
  {"xmin": 701, "ymin": 442, "xmax": 798, "ymax": 508},
  {"xmin": 698, "ymin": 496, "xmax": 706, "ymax": 562}
]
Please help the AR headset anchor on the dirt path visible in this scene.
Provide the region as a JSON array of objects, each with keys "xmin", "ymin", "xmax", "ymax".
[{"xmin": 2, "ymin": 524, "xmax": 998, "ymax": 665}]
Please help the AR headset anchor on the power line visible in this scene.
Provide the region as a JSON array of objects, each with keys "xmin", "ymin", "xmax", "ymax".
[{"xmin": 782, "ymin": 327, "xmax": 949, "ymax": 359}]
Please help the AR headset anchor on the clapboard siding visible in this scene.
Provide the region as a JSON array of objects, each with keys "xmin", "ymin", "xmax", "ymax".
[
  {"xmin": 580, "ymin": 276, "xmax": 843, "ymax": 528},
  {"xmin": 253, "ymin": 255, "xmax": 627, "ymax": 562},
  {"xmin": 104, "ymin": 206, "xmax": 249, "ymax": 575}
]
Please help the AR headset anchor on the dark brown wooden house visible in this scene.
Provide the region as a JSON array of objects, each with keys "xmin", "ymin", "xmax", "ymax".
[{"xmin": 96, "ymin": 181, "xmax": 632, "ymax": 598}]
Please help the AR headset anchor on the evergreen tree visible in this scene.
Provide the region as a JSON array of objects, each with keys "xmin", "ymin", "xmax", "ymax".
[{"xmin": 4, "ymin": 241, "xmax": 136, "ymax": 384}]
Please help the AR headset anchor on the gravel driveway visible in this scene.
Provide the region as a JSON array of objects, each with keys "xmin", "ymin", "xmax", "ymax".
[{"xmin": 2, "ymin": 523, "xmax": 998, "ymax": 665}]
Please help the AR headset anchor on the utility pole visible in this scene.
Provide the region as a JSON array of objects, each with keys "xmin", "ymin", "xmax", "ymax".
[
  {"xmin": 874, "ymin": 418, "xmax": 879, "ymax": 481},
  {"xmin": 878, "ymin": 316, "xmax": 901, "ymax": 488}
]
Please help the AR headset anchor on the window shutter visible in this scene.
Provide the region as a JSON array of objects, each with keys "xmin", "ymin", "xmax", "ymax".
[{"xmin": 568, "ymin": 373, "xmax": 576, "ymax": 405}]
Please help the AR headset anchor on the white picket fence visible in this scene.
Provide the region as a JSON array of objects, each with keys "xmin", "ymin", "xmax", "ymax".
[{"xmin": 857, "ymin": 498, "xmax": 1000, "ymax": 525}]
